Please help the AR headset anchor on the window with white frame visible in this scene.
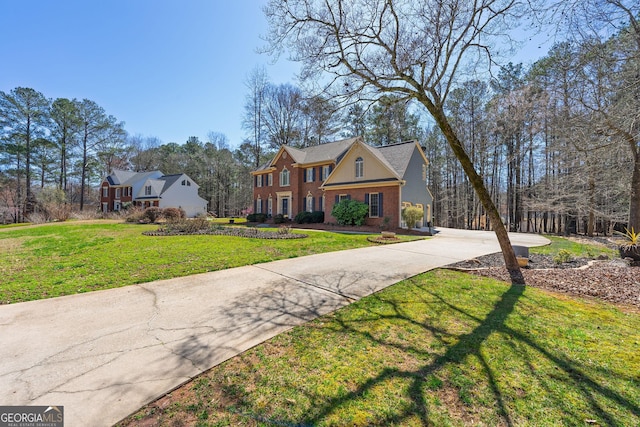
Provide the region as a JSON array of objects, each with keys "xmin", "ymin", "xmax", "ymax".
[
  {"xmin": 256, "ymin": 175, "xmax": 263, "ymax": 187},
  {"xmin": 268, "ymin": 196, "xmax": 273, "ymax": 216},
  {"xmin": 322, "ymin": 165, "xmax": 330, "ymax": 180},
  {"xmin": 102, "ymin": 187, "xmax": 108, "ymax": 197},
  {"xmin": 339, "ymin": 194, "xmax": 349, "ymax": 202},
  {"xmin": 115, "ymin": 188, "xmax": 121, "ymax": 199},
  {"xmin": 145, "ymin": 185, "xmax": 152, "ymax": 196},
  {"xmin": 268, "ymin": 173, "xmax": 273, "ymax": 186},
  {"xmin": 280, "ymin": 168, "xmax": 290, "ymax": 186},
  {"xmin": 306, "ymin": 168, "xmax": 314, "ymax": 182},
  {"xmin": 355, "ymin": 157, "xmax": 364, "ymax": 178},
  {"xmin": 369, "ymin": 193, "xmax": 381, "ymax": 218},
  {"xmin": 369, "ymin": 193, "xmax": 380, "ymax": 217},
  {"xmin": 256, "ymin": 196, "xmax": 262, "ymax": 213},
  {"xmin": 306, "ymin": 194, "xmax": 313, "ymax": 212}
]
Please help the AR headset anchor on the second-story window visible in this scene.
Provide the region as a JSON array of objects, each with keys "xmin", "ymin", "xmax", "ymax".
[
  {"xmin": 256, "ymin": 175, "xmax": 263, "ymax": 187},
  {"xmin": 280, "ymin": 168, "xmax": 290, "ymax": 186},
  {"xmin": 355, "ymin": 157, "xmax": 364, "ymax": 178},
  {"xmin": 102, "ymin": 187, "xmax": 108, "ymax": 197},
  {"xmin": 145, "ymin": 185, "xmax": 152, "ymax": 196},
  {"xmin": 322, "ymin": 165, "xmax": 330, "ymax": 180},
  {"xmin": 306, "ymin": 168, "xmax": 314, "ymax": 182},
  {"xmin": 268, "ymin": 173, "xmax": 273, "ymax": 186}
]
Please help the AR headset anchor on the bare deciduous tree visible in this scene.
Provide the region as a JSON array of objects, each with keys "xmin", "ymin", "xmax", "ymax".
[{"xmin": 264, "ymin": 0, "xmax": 529, "ymax": 283}]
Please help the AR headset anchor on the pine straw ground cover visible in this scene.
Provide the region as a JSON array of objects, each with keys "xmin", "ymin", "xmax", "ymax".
[
  {"xmin": 450, "ymin": 236, "xmax": 639, "ymax": 309},
  {"xmin": 118, "ymin": 236, "xmax": 639, "ymax": 427}
]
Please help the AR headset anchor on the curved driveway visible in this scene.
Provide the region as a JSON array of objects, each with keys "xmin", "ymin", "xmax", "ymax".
[{"xmin": 0, "ymin": 228, "xmax": 548, "ymax": 426}]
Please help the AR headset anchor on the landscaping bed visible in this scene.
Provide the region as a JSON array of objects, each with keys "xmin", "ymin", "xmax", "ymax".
[
  {"xmin": 450, "ymin": 252, "xmax": 640, "ymax": 309},
  {"xmin": 143, "ymin": 225, "xmax": 307, "ymax": 239}
]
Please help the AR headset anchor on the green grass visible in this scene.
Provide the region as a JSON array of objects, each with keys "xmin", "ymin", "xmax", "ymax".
[
  {"xmin": 211, "ymin": 217, "xmax": 247, "ymax": 224},
  {"xmin": 118, "ymin": 270, "xmax": 640, "ymax": 427},
  {"xmin": 0, "ymin": 222, "xmax": 31, "ymax": 229},
  {"xmin": 0, "ymin": 221, "xmax": 420, "ymax": 304},
  {"xmin": 531, "ymin": 235, "xmax": 617, "ymax": 259}
]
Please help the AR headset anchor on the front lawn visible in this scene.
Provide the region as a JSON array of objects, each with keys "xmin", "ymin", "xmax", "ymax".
[
  {"xmin": 0, "ymin": 221, "xmax": 417, "ymax": 304},
  {"xmin": 118, "ymin": 269, "xmax": 640, "ymax": 426}
]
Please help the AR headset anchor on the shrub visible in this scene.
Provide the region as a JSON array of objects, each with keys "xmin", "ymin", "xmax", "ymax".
[
  {"xmin": 331, "ymin": 199, "xmax": 369, "ymax": 226},
  {"xmin": 277, "ymin": 225, "xmax": 291, "ymax": 235},
  {"xmin": 34, "ymin": 187, "xmax": 71, "ymax": 222},
  {"xmin": 402, "ymin": 206, "xmax": 424, "ymax": 229},
  {"xmin": 295, "ymin": 211, "xmax": 325, "ymax": 224},
  {"xmin": 142, "ymin": 207, "xmax": 163, "ymax": 223},
  {"xmin": 163, "ymin": 207, "xmax": 186, "ymax": 222},
  {"xmin": 124, "ymin": 207, "xmax": 145, "ymax": 223},
  {"xmin": 274, "ymin": 214, "xmax": 288, "ymax": 224},
  {"xmin": 310, "ymin": 211, "xmax": 325, "ymax": 223},
  {"xmin": 553, "ymin": 249, "xmax": 572, "ymax": 265},
  {"xmin": 247, "ymin": 213, "xmax": 267, "ymax": 223},
  {"xmin": 164, "ymin": 217, "xmax": 211, "ymax": 234},
  {"xmin": 295, "ymin": 211, "xmax": 312, "ymax": 224}
]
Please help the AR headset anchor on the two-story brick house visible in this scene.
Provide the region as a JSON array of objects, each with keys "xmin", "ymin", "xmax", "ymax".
[
  {"xmin": 100, "ymin": 169, "xmax": 208, "ymax": 217},
  {"xmin": 251, "ymin": 136, "xmax": 433, "ymax": 228}
]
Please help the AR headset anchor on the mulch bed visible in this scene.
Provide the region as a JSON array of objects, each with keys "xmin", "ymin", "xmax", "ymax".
[{"xmin": 449, "ymin": 253, "xmax": 640, "ymax": 310}]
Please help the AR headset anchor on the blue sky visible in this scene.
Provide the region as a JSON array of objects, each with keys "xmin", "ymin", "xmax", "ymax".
[
  {"xmin": 1, "ymin": 1, "xmax": 549, "ymax": 149},
  {"xmin": 1, "ymin": 0, "xmax": 298, "ymax": 147}
]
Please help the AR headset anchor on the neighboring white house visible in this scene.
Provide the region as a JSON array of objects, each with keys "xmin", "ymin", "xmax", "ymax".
[{"xmin": 100, "ymin": 170, "xmax": 208, "ymax": 217}]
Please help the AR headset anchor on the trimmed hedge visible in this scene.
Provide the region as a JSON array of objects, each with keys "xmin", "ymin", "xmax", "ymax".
[
  {"xmin": 294, "ymin": 211, "xmax": 325, "ymax": 224},
  {"xmin": 247, "ymin": 213, "xmax": 267, "ymax": 223},
  {"xmin": 274, "ymin": 214, "xmax": 289, "ymax": 224}
]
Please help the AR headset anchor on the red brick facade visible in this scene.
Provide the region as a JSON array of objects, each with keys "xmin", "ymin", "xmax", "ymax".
[
  {"xmin": 324, "ymin": 185, "xmax": 400, "ymax": 227},
  {"xmin": 253, "ymin": 152, "xmax": 332, "ymax": 218},
  {"xmin": 100, "ymin": 182, "xmax": 134, "ymax": 212}
]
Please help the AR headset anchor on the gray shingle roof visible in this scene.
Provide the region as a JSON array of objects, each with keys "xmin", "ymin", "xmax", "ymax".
[
  {"xmin": 375, "ymin": 141, "xmax": 417, "ymax": 178},
  {"xmin": 158, "ymin": 174, "xmax": 182, "ymax": 194},
  {"xmin": 293, "ymin": 137, "xmax": 359, "ymax": 164},
  {"xmin": 254, "ymin": 137, "xmax": 421, "ymax": 178}
]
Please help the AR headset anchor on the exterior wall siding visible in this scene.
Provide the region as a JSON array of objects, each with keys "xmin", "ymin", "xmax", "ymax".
[{"xmin": 400, "ymin": 149, "xmax": 434, "ymax": 224}]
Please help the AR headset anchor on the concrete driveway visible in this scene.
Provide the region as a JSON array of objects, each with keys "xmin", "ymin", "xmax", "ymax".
[{"xmin": 0, "ymin": 228, "xmax": 549, "ymax": 426}]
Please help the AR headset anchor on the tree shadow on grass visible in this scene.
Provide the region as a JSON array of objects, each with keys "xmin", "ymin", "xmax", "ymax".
[
  {"xmin": 295, "ymin": 279, "xmax": 639, "ymax": 426},
  {"xmin": 211, "ymin": 269, "xmax": 639, "ymax": 426}
]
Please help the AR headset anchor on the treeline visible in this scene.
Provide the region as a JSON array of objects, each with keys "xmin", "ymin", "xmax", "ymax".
[
  {"xmin": 426, "ymin": 20, "xmax": 637, "ymax": 236},
  {"xmin": 0, "ymin": 90, "xmax": 129, "ymax": 222},
  {"xmin": 0, "ymin": 89, "xmax": 254, "ymax": 222}
]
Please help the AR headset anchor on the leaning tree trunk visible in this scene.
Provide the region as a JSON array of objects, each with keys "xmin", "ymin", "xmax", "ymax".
[
  {"xmin": 426, "ymin": 99, "xmax": 525, "ymax": 284},
  {"xmin": 630, "ymin": 149, "xmax": 640, "ymax": 232}
]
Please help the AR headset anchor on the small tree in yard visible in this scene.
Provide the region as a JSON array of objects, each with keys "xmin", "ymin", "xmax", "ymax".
[
  {"xmin": 402, "ymin": 206, "xmax": 424, "ymax": 230},
  {"xmin": 331, "ymin": 199, "xmax": 369, "ymax": 226}
]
